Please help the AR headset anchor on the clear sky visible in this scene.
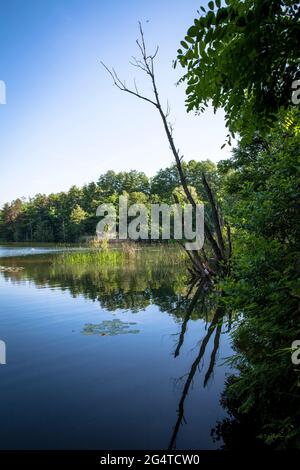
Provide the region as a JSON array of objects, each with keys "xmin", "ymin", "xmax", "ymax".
[{"xmin": 0, "ymin": 0, "xmax": 231, "ymax": 206}]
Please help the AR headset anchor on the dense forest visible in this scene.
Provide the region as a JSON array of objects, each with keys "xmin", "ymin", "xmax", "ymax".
[{"xmin": 0, "ymin": 160, "xmax": 219, "ymax": 243}]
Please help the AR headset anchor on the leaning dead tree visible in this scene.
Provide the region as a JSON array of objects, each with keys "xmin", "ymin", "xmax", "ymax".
[{"xmin": 102, "ymin": 23, "xmax": 231, "ymax": 279}]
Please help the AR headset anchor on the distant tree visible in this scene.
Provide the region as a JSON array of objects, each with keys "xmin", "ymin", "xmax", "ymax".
[
  {"xmin": 121, "ymin": 170, "xmax": 150, "ymax": 194},
  {"xmin": 66, "ymin": 204, "xmax": 88, "ymax": 241},
  {"xmin": 33, "ymin": 220, "xmax": 54, "ymax": 242},
  {"xmin": 0, "ymin": 161, "xmax": 221, "ymax": 246},
  {"xmin": 150, "ymin": 165, "xmax": 181, "ymax": 202},
  {"xmin": 0, "ymin": 199, "xmax": 24, "ymax": 241},
  {"xmin": 98, "ymin": 170, "xmax": 150, "ymax": 197},
  {"xmin": 127, "ymin": 191, "xmax": 149, "ymax": 205},
  {"xmin": 70, "ymin": 204, "xmax": 87, "ymax": 225}
]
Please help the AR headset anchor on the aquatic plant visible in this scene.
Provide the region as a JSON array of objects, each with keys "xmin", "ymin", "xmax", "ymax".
[
  {"xmin": 0, "ymin": 266, "xmax": 24, "ymax": 272},
  {"xmin": 53, "ymin": 249, "xmax": 125, "ymax": 267},
  {"xmin": 82, "ymin": 319, "xmax": 140, "ymax": 336}
]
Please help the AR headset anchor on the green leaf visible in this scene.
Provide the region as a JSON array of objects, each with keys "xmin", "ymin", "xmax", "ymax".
[
  {"xmin": 216, "ymin": 7, "xmax": 228, "ymax": 24},
  {"xmin": 208, "ymin": 1, "xmax": 214, "ymax": 10},
  {"xmin": 185, "ymin": 35, "xmax": 195, "ymax": 44},
  {"xmin": 236, "ymin": 16, "xmax": 246, "ymax": 27},
  {"xmin": 187, "ymin": 25, "xmax": 198, "ymax": 37},
  {"xmin": 185, "ymin": 49, "xmax": 194, "ymax": 60},
  {"xmin": 206, "ymin": 10, "xmax": 215, "ymax": 27},
  {"xmin": 180, "ymin": 40, "xmax": 189, "ymax": 49}
]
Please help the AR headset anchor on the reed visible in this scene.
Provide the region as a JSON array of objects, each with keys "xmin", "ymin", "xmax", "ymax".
[
  {"xmin": 52, "ymin": 244, "xmax": 187, "ymax": 270},
  {"xmin": 53, "ymin": 249, "xmax": 125, "ymax": 267}
]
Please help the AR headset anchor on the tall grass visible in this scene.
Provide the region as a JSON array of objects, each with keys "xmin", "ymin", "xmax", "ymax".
[
  {"xmin": 52, "ymin": 243, "xmax": 187, "ymax": 270},
  {"xmin": 53, "ymin": 249, "xmax": 125, "ymax": 267}
]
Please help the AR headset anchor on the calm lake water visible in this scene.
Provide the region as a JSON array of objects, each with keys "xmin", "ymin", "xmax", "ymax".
[
  {"xmin": 0, "ymin": 245, "xmax": 233, "ymax": 450},
  {"xmin": 0, "ymin": 244, "xmax": 85, "ymax": 258}
]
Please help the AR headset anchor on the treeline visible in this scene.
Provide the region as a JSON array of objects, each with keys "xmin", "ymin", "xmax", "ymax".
[{"xmin": 0, "ymin": 159, "xmax": 218, "ymax": 243}]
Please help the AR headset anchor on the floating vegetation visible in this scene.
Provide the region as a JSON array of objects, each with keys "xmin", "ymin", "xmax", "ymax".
[
  {"xmin": 0, "ymin": 266, "xmax": 24, "ymax": 272},
  {"xmin": 82, "ymin": 319, "xmax": 140, "ymax": 336}
]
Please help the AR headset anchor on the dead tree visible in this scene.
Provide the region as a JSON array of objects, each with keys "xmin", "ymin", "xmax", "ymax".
[{"xmin": 101, "ymin": 23, "xmax": 231, "ymax": 278}]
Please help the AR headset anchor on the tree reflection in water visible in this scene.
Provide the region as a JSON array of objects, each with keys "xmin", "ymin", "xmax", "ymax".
[
  {"xmin": 1, "ymin": 250, "xmax": 229, "ymax": 449},
  {"xmin": 169, "ymin": 281, "xmax": 228, "ymax": 450}
]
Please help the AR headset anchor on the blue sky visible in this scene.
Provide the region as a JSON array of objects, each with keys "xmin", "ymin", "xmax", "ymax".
[{"xmin": 0, "ymin": 0, "xmax": 230, "ymax": 205}]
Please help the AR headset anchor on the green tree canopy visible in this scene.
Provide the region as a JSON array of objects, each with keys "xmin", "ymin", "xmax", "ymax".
[
  {"xmin": 70, "ymin": 204, "xmax": 88, "ymax": 225},
  {"xmin": 97, "ymin": 170, "xmax": 150, "ymax": 196},
  {"xmin": 177, "ymin": 0, "xmax": 300, "ymax": 141}
]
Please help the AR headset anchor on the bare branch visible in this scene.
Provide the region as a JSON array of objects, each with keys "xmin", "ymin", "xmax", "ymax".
[
  {"xmin": 101, "ymin": 23, "xmax": 228, "ymax": 268},
  {"xmin": 166, "ymin": 100, "xmax": 171, "ymax": 119},
  {"xmin": 151, "ymin": 45, "xmax": 159, "ymax": 60},
  {"xmin": 100, "ymin": 61, "xmax": 157, "ymax": 107}
]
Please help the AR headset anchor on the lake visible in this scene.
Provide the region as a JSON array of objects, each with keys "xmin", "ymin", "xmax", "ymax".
[
  {"xmin": 0, "ymin": 243, "xmax": 86, "ymax": 258},
  {"xmin": 0, "ymin": 244, "xmax": 233, "ymax": 450}
]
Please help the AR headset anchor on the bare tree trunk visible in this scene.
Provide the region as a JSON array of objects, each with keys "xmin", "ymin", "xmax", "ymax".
[
  {"xmin": 201, "ymin": 173, "xmax": 225, "ymax": 260},
  {"xmin": 102, "ymin": 22, "xmax": 230, "ymax": 277}
]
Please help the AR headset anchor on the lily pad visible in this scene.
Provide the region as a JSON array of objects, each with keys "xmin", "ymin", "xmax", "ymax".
[
  {"xmin": 0, "ymin": 266, "xmax": 24, "ymax": 272},
  {"xmin": 82, "ymin": 319, "xmax": 140, "ymax": 336}
]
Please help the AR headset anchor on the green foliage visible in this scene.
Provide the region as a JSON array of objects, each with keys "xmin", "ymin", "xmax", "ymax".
[
  {"xmin": 0, "ymin": 161, "xmax": 219, "ymax": 244},
  {"xmin": 70, "ymin": 204, "xmax": 87, "ymax": 225},
  {"xmin": 217, "ymin": 124, "xmax": 300, "ymax": 448},
  {"xmin": 178, "ymin": 0, "xmax": 300, "ymax": 142},
  {"xmin": 54, "ymin": 249, "xmax": 126, "ymax": 267},
  {"xmin": 97, "ymin": 170, "xmax": 150, "ymax": 197},
  {"xmin": 178, "ymin": 1, "xmax": 299, "ymax": 447},
  {"xmin": 151, "ymin": 159, "xmax": 219, "ymax": 202}
]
